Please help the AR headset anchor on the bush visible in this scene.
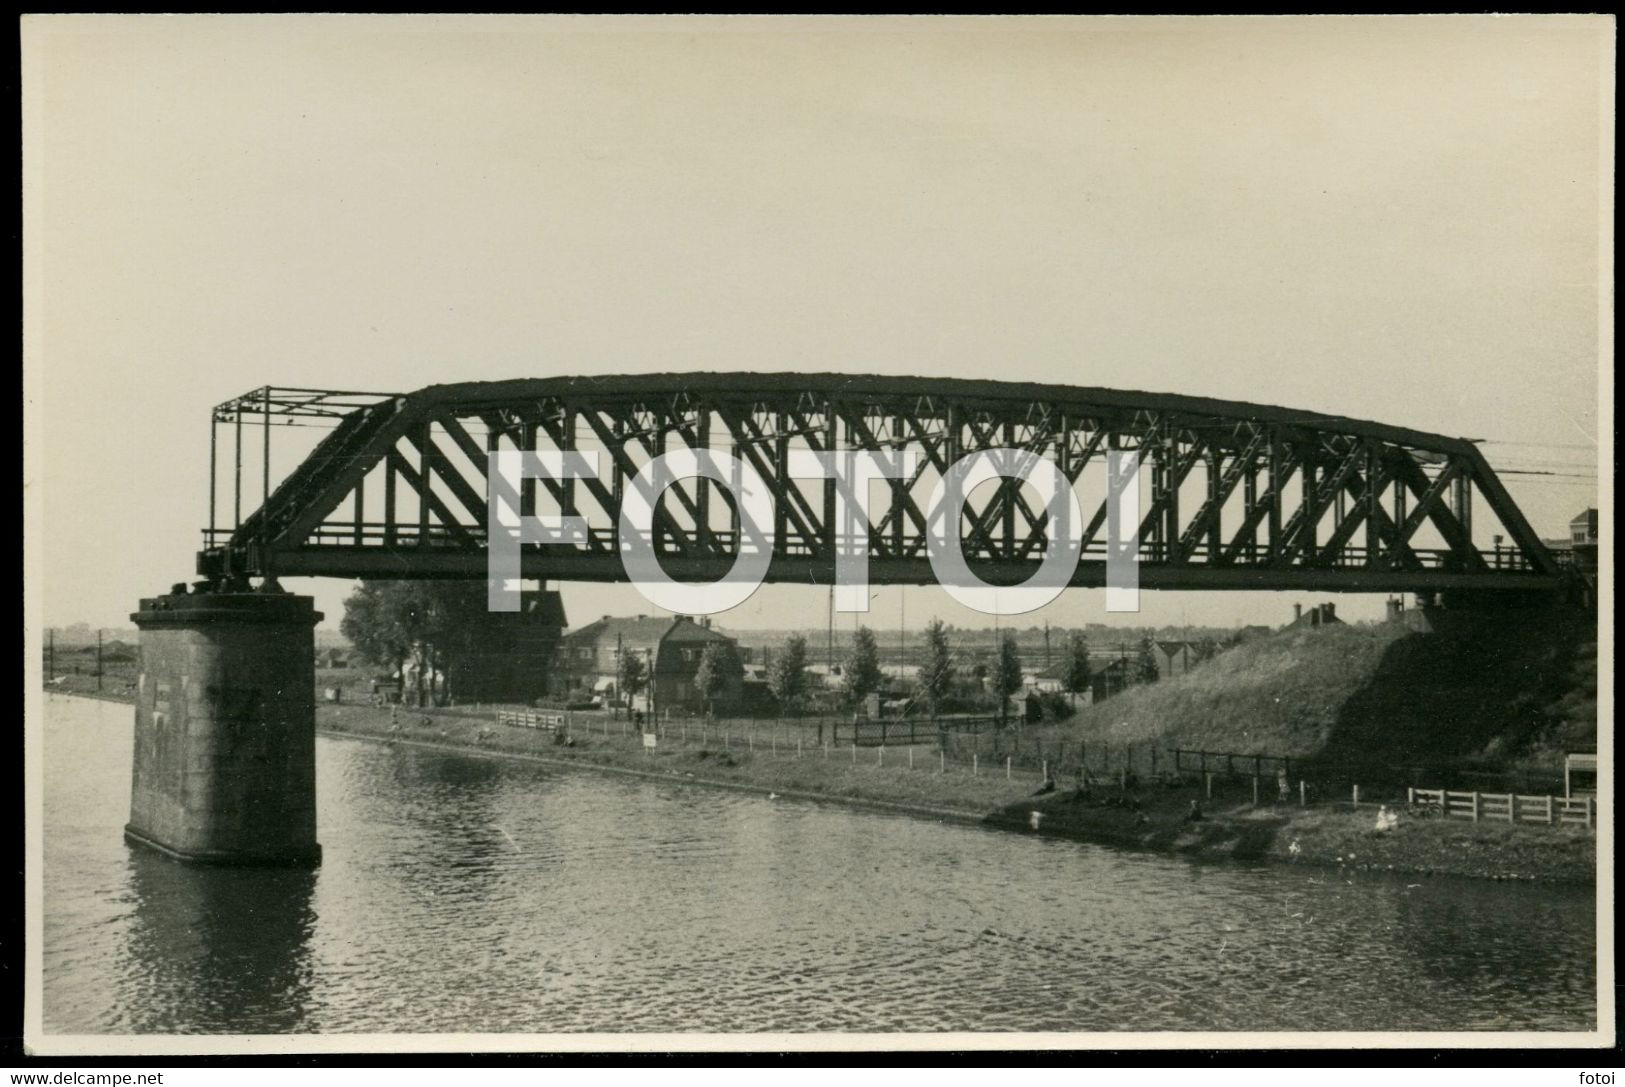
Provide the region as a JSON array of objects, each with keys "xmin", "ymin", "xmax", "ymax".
[{"xmin": 1039, "ymin": 691, "xmax": 1074, "ymax": 721}]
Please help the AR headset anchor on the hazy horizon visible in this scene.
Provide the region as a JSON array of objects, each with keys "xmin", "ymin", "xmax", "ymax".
[{"xmin": 25, "ymin": 16, "xmax": 1608, "ymax": 634}]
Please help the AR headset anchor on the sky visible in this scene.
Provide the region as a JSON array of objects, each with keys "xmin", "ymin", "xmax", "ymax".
[{"xmin": 23, "ymin": 15, "xmax": 1611, "ymax": 634}]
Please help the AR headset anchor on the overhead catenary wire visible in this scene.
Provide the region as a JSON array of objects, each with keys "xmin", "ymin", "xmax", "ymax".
[{"xmin": 1480, "ymin": 439, "xmax": 1598, "ymax": 450}]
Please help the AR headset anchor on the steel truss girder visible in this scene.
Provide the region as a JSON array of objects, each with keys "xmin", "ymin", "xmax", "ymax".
[{"xmin": 197, "ymin": 373, "xmax": 1564, "ymax": 592}]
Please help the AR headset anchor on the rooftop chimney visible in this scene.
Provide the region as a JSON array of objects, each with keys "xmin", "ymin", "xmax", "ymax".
[
  {"xmin": 1322, "ymin": 603, "xmax": 1336, "ymax": 622},
  {"xmin": 1293, "ymin": 603, "xmax": 1303, "ymax": 622}
]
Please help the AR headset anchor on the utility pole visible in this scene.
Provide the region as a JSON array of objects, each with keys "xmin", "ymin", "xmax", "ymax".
[
  {"xmin": 615, "ymin": 631, "xmax": 624, "ymax": 719},
  {"xmin": 234, "ymin": 406, "xmax": 243, "ymax": 529},
  {"xmin": 47, "ymin": 628, "xmax": 54, "ymax": 680},
  {"xmin": 646, "ymin": 646, "xmax": 657, "ymax": 726},
  {"xmin": 1044, "ymin": 621, "xmax": 1051, "ymax": 668},
  {"xmin": 262, "ymin": 386, "xmax": 272, "ymax": 509},
  {"xmin": 96, "ymin": 629, "xmax": 103, "ymax": 692},
  {"xmin": 898, "ymin": 587, "xmax": 906, "ymax": 681},
  {"xmin": 826, "ymin": 584, "xmax": 834, "ymax": 672}
]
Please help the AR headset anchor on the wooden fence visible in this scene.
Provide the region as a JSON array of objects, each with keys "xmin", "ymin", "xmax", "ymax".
[
  {"xmin": 473, "ymin": 709, "xmax": 1592, "ymax": 828},
  {"xmin": 497, "ymin": 709, "xmax": 567, "ymax": 731},
  {"xmin": 1409, "ymin": 787, "xmax": 1596, "ymax": 828},
  {"xmin": 1170, "ymin": 748, "xmax": 1292, "ymax": 782},
  {"xmin": 940, "ymin": 730, "xmax": 1170, "ymax": 777},
  {"xmin": 831, "ymin": 716, "xmax": 1001, "ymax": 748}
]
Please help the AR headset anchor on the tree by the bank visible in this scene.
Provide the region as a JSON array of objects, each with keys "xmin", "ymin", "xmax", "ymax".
[
  {"xmin": 1063, "ymin": 631, "xmax": 1092, "ymax": 707},
  {"xmin": 769, "ymin": 634, "xmax": 810, "ymax": 716},
  {"xmin": 1135, "ymin": 634, "xmax": 1160, "ymax": 685},
  {"xmin": 916, "ymin": 618, "xmax": 955, "ymax": 719},
  {"xmin": 420, "ymin": 582, "xmax": 492, "ymax": 700},
  {"xmin": 843, "ymin": 626, "xmax": 885, "ymax": 710},
  {"xmin": 341, "ymin": 581, "xmax": 489, "ymax": 706},
  {"xmin": 694, "ymin": 640, "xmax": 744, "ymax": 718},
  {"xmin": 341, "ymin": 575, "xmax": 494, "ymax": 705},
  {"xmin": 616, "ymin": 648, "xmax": 648, "ymax": 715},
  {"xmin": 1194, "ymin": 635, "xmax": 1220, "ymax": 666},
  {"xmin": 340, "ymin": 581, "xmax": 416, "ymax": 685},
  {"xmin": 994, "ymin": 633, "xmax": 1024, "ymax": 726}
]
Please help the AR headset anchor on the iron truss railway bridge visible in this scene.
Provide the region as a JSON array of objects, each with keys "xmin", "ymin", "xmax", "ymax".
[{"xmin": 197, "ymin": 374, "xmax": 1567, "ymax": 597}]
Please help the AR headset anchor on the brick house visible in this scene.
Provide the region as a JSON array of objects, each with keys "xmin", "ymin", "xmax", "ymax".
[{"xmin": 553, "ymin": 614, "xmax": 743, "ymax": 714}]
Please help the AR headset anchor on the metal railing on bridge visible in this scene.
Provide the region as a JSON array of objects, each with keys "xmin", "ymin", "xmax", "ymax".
[
  {"xmin": 208, "ymin": 520, "xmax": 1552, "ymax": 578},
  {"xmin": 196, "ymin": 374, "xmax": 1567, "ymax": 596}
]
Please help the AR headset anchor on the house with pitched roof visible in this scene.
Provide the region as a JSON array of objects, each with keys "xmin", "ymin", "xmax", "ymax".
[
  {"xmin": 1284, "ymin": 602, "xmax": 1344, "ymax": 631},
  {"xmin": 553, "ymin": 613, "xmax": 742, "ymax": 713},
  {"xmin": 1543, "ymin": 508, "xmax": 1599, "ymax": 573}
]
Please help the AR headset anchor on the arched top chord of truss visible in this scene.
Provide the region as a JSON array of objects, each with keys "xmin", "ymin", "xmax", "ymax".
[{"xmin": 197, "ymin": 372, "xmax": 1565, "ymax": 594}]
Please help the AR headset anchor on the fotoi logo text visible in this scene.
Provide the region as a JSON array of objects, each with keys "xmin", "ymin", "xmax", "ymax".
[{"xmin": 487, "ymin": 447, "xmax": 1145, "ymax": 617}]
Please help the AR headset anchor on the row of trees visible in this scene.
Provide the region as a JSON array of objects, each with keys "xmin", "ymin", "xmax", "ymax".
[
  {"xmin": 342, "ymin": 578, "xmax": 1189, "ymax": 716},
  {"xmin": 761, "ymin": 620, "xmax": 1103, "ymax": 724},
  {"xmin": 340, "ymin": 581, "xmax": 492, "ymax": 706},
  {"xmin": 759, "ymin": 623, "xmax": 1215, "ymax": 722}
]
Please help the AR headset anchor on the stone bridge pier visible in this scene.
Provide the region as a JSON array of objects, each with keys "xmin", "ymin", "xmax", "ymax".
[{"xmin": 125, "ymin": 588, "xmax": 323, "ymax": 867}]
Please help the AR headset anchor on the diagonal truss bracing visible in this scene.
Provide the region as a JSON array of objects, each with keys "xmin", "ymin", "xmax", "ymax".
[{"xmin": 197, "ymin": 373, "xmax": 1565, "ymax": 594}]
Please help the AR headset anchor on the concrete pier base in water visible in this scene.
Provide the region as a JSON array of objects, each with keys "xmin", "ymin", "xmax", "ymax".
[{"xmin": 125, "ymin": 590, "xmax": 323, "ymax": 867}]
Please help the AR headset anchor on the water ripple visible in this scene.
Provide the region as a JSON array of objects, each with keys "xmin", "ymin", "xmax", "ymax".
[{"xmin": 42, "ymin": 697, "xmax": 1596, "ymax": 1035}]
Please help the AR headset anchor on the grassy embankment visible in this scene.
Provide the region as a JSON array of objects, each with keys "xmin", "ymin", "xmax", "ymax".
[
  {"xmin": 43, "ymin": 671, "xmax": 138, "ymax": 703},
  {"xmin": 1058, "ymin": 609, "xmax": 1597, "ymax": 774}
]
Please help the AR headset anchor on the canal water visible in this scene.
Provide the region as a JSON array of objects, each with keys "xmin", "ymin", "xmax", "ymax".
[{"xmin": 42, "ymin": 694, "xmax": 1596, "ymax": 1035}]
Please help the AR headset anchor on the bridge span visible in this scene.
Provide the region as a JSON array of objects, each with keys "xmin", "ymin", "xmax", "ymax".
[
  {"xmin": 197, "ymin": 373, "xmax": 1563, "ymax": 596},
  {"xmin": 124, "ymin": 373, "xmax": 1570, "ymax": 869}
]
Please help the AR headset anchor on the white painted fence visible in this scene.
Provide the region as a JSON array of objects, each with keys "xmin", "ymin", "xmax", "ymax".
[{"xmin": 1409, "ymin": 787, "xmax": 1594, "ymax": 828}]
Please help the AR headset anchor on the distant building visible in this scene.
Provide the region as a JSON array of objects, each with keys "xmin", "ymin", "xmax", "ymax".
[
  {"xmin": 1542, "ymin": 508, "xmax": 1599, "ymax": 562},
  {"xmin": 804, "ymin": 662, "xmax": 844, "ymax": 689},
  {"xmin": 1570, "ymin": 508, "xmax": 1599, "ymax": 546},
  {"xmin": 1089, "ymin": 657, "xmax": 1136, "ymax": 704},
  {"xmin": 1023, "ymin": 667, "xmax": 1065, "ymax": 694},
  {"xmin": 554, "ymin": 614, "xmax": 742, "ymax": 714},
  {"xmin": 315, "ymin": 647, "xmax": 351, "ymax": 669},
  {"xmin": 1151, "ymin": 640, "xmax": 1218, "ymax": 679},
  {"xmin": 1535, "ymin": 508, "xmax": 1599, "ymax": 610},
  {"xmin": 884, "ymin": 664, "xmax": 923, "ymax": 689},
  {"xmin": 1564, "ymin": 508, "xmax": 1599, "ymax": 573},
  {"xmin": 1285, "ymin": 602, "xmax": 1343, "ymax": 630},
  {"xmin": 738, "ymin": 663, "xmax": 777, "ymax": 713},
  {"xmin": 455, "ymin": 589, "xmax": 567, "ymax": 704}
]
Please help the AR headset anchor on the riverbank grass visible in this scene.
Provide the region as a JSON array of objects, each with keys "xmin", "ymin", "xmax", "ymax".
[{"xmin": 319, "ymin": 702, "xmax": 1596, "ymax": 885}]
